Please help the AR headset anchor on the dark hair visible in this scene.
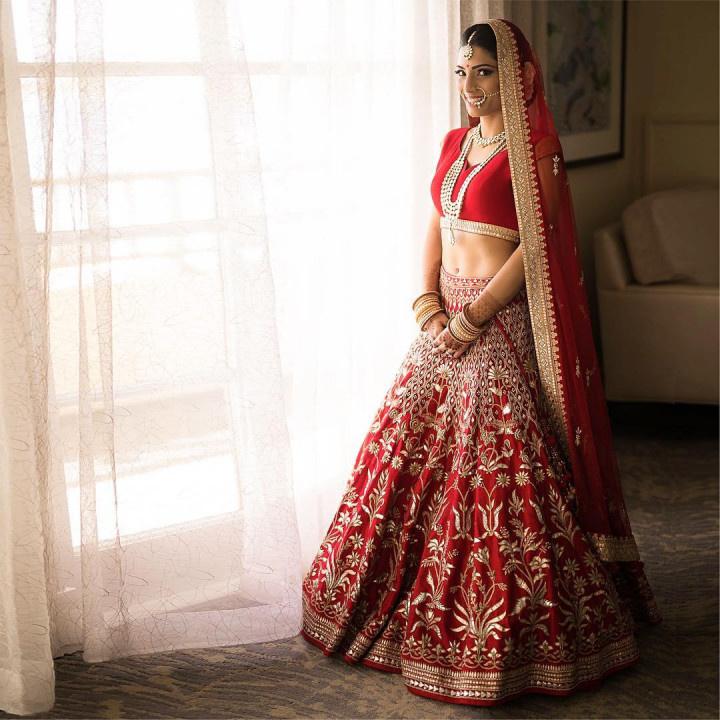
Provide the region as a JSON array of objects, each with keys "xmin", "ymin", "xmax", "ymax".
[{"xmin": 461, "ymin": 23, "xmax": 497, "ymax": 61}]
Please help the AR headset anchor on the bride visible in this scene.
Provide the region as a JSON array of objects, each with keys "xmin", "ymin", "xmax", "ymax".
[{"xmin": 300, "ymin": 18, "xmax": 662, "ymax": 707}]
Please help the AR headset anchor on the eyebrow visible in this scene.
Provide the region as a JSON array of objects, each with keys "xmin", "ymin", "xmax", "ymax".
[{"xmin": 455, "ymin": 63, "xmax": 497, "ymax": 69}]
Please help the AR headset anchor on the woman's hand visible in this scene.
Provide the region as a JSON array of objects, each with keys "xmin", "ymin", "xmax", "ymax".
[
  {"xmin": 423, "ymin": 311, "xmax": 449, "ymax": 339},
  {"xmin": 431, "ymin": 319, "xmax": 490, "ymax": 359}
]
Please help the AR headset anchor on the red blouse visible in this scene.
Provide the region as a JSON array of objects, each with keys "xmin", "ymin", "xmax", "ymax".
[
  {"xmin": 430, "ymin": 127, "xmax": 562, "ymax": 244},
  {"xmin": 430, "ymin": 127, "xmax": 519, "ymax": 242}
]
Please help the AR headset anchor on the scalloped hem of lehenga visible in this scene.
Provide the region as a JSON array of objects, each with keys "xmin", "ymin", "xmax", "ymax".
[
  {"xmin": 299, "ymin": 624, "xmax": 642, "ymax": 707},
  {"xmin": 403, "ymin": 654, "xmax": 641, "ymax": 707}
]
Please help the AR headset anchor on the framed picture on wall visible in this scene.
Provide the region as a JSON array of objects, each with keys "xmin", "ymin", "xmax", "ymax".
[{"xmin": 545, "ymin": 0, "xmax": 627, "ymax": 168}]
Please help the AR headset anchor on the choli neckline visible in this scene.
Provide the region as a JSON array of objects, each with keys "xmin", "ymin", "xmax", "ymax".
[{"xmin": 458, "ymin": 127, "xmax": 508, "ymax": 170}]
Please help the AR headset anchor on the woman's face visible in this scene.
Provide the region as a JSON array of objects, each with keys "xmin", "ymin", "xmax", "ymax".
[{"xmin": 455, "ymin": 44, "xmax": 500, "ymax": 119}]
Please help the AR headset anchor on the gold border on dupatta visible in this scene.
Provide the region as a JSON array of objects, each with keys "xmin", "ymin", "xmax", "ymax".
[
  {"xmin": 487, "ymin": 19, "xmax": 571, "ymax": 461},
  {"xmin": 589, "ymin": 532, "xmax": 640, "ymax": 562}
]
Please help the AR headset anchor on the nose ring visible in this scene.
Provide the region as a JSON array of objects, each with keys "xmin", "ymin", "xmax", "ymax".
[
  {"xmin": 464, "ymin": 87, "xmax": 500, "ymax": 107},
  {"xmin": 473, "ymin": 88, "xmax": 488, "ymax": 104}
]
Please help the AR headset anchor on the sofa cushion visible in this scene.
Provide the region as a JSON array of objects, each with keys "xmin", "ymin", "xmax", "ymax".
[{"xmin": 621, "ymin": 185, "xmax": 719, "ymax": 286}]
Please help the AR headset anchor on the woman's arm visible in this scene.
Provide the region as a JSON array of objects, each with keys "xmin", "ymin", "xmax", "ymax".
[
  {"xmin": 464, "ymin": 243, "xmax": 525, "ymax": 327},
  {"xmin": 415, "ymin": 206, "xmax": 449, "ymax": 336},
  {"xmin": 419, "ymin": 128, "xmax": 457, "ymax": 294},
  {"xmin": 418, "ymin": 206, "xmax": 442, "ymax": 294}
]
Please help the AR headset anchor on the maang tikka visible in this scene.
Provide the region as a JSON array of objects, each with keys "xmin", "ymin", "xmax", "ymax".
[{"xmin": 460, "ymin": 30, "xmax": 478, "ymax": 60}]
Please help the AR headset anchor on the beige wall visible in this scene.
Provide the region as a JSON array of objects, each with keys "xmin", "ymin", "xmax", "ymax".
[{"xmin": 569, "ymin": 0, "xmax": 719, "ymax": 340}]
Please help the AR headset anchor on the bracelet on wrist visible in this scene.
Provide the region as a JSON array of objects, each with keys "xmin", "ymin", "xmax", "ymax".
[
  {"xmin": 447, "ymin": 305, "xmax": 484, "ymax": 343},
  {"xmin": 412, "ymin": 289, "xmax": 441, "ymax": 312},
  {"xmin": 419, "ymin": 309, "xmax": 443, "ymax": 332},
  {"xmin": 413, "ymin": 292, "xmax": 445, "ymax": 330}
]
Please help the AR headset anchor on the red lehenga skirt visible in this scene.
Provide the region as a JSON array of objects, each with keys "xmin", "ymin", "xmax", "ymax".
[{"xmin": 301, "ymin": 265, "xmax": 642, "ymax": 706}]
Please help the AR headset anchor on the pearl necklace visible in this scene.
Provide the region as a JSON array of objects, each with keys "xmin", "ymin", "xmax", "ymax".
[{"xmin": 440, "ymin": 128, "xmax": 507, "ymax": 244}]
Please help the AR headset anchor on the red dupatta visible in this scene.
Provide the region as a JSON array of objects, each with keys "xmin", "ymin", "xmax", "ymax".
[{"xmin": 476, "ymin": 18, "xmax": 661, "ymax": 624}]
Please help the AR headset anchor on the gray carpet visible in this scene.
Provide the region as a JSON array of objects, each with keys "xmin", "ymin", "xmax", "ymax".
[{"xmin": 3, "ymin": 402, "xmax": 718, "ymax": 719}]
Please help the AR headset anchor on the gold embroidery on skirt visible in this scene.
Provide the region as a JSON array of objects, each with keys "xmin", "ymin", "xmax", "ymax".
[{"xmin": 301, "ymin": 268, "xmax": 639, "ymax": 702}]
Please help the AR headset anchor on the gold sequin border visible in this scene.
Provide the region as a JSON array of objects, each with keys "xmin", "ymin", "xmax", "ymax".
[
  {"xmin": 440, "ymin": 216, "xmax": 520, "ymax": 243},
  {"xmin": 487, "ymin": 19, "xmax": 571, "ymax": 460},
  {"xmin": 589, "ymin": 532, "xmax": 641, "ymax": 562},
  {"xmin": 301, "ymin": 593, "xmax": 378, "ymax": 660},
  {"xmin": 403, "ymin": 633, "xmax": 639, "ymax": 700},
  {"xmin": 302, "ymin": 595, "xmax": 641, "ymax": 701}
]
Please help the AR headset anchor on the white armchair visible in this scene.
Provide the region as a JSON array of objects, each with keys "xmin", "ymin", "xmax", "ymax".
[{"xmin": 593, "ymin": 185, "xmax": 719, "ymax": 405}]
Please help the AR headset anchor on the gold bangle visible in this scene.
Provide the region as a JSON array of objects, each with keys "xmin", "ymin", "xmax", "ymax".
[
  {"xmin": 414, "ymin": 296, "xmax": 442, "ymax": 317},
  {"xmin": 447, "ymin": 302, "xmax": 490, "ymax": 343},
  {"xmin": 416, "ymin": 302, "xmax": 443, "ymax": 327},
  {"xmin": 447, "ymin": 315, "xmax": 480, "ymax": 343},
  {"xmin": 415, "ymin": 307, "xmax": 439, "ymax": 324},
  {"xmin": 459, "ymin": 303, "xmax": 484, "ymax": 332},
  {"xmin": 419, "ymin": 309, "xmax": 443, "ymax": 331},
  {"xmin": 413, "ymin": 295, "xmax": 441, "ymax": 311},
  {"xmin": 412, "ymin": 289, "xmax": 441, "ymax": 311}
]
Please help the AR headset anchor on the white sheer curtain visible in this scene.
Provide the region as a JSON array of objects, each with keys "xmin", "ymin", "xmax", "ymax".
[
  {"xmin": 1, "ymin": 0, "xmax": 303, "ymax": 713},
  {"xmin": 251, "ymin": 1, "xmax": 462, "ymax": 568},
  {"xmin": 0, "ymin": 0, "xmax": 477, "ymax": 715}
]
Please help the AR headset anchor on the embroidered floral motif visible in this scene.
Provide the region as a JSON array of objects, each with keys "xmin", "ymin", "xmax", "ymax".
[{"xmin": 552, "ymin": 153, "xmax": 560, "ymax": 176}]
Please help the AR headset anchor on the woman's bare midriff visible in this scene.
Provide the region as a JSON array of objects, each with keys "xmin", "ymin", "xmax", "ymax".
[{"xmin": 441, "ymin": 228, "xmax": 517, "ymax": 278}]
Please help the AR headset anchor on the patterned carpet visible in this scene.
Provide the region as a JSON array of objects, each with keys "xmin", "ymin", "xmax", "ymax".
[{"xmin": 3, "ymin": 402, "xmax": 718, "ymax": 719}]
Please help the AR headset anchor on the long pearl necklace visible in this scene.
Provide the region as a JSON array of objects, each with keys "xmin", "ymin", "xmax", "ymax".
[{"xmin": 440, "ymin": 127, "xmax": 507, "ymax": 245}]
